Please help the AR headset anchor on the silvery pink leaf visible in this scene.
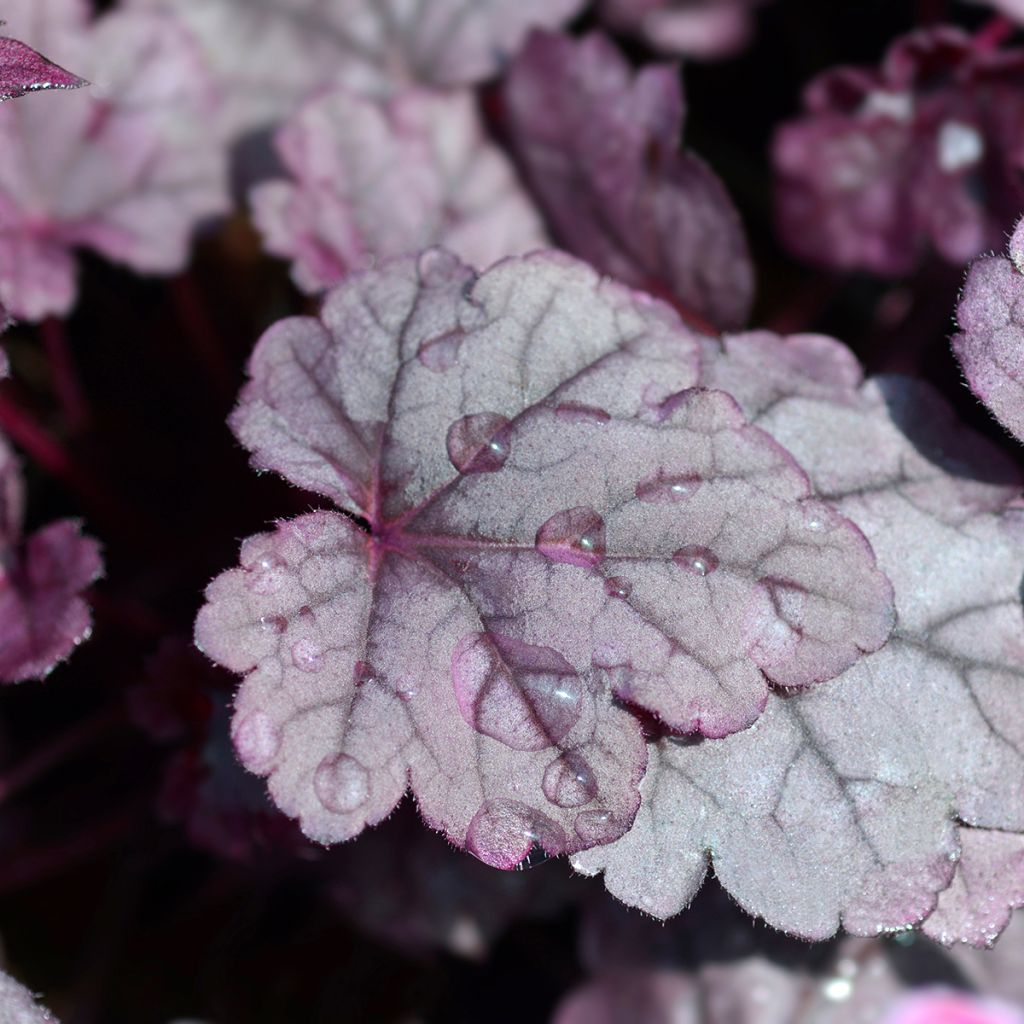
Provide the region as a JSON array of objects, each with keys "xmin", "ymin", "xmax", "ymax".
[
  {"xmin": 598, "ymin": 0, "xmax": 769, "ymax": 58},
  {"xmin": 250, "ymin": 86, "xmax": 546, "ymax": 293},
  {"xmin": 127, "ymin": 0, "xmax": 586, "ymax": 138},
  {"xmin": 575, "ymin": 333, "xmax": 1024, "ymax": 940},
  {"xmin": 0, "ymin": 33, "xmax": 83, "ymax": 101},
  {"xmin": 505, "ymin": 31, "xmax": 754, "ymax": 332},
  {"xmin": 924, "ymin": 829, "xmax": 1024, "ymax": 948},
  {"xmin": 774, "ymin": 27, "xmax": 1024, "ymax": 275},
  {"xmin": 953, "ymin": 912, "xmax": 1024, "ymax": 1005},
  {"xmin": 330, "ymin": 805, "xmax": 577, "ymax": 958},
  {"xmin": 0, "ymin": 434, "xmax": 102, "ymax": 683},
  {"xmin": 0, "ymin": 0, "xmax": 229, "ymax": 321},
  {"xmin": 953, "ymin": 216, "xmax": 1024, "ymax": 444},
  {"xmin": 0, "ymin": 969, "xmax": 59, "ymax": 1024},
  {"xmin": 195, "ymin": 249, "xmax": 890, "ymax": 865}
]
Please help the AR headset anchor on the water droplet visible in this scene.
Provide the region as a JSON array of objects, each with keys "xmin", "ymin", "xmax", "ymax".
[
  {"xmin": 417, "ymin": 328, "xmax": 463, "ymax": 372},
  {"xmin": 394, "ymin": 677, "xmax": 419, "ymax": 702},
  {"xmin": 635, "ymin": 470, "xmax": 701, "ymax": 504},
  {"xmin": 352, "ymin": 660, "xmax": 377, "ymax": 687},
  {"xmin": 535, "ymin": 507, "xmax": 606, "ymax": 568},
  {"xmin": 465, "ymin": 799, "xmax": 566, "ymax": 869},
  {"xmin": 673, "ymin": 545, "xmax": 719, "ymax": 576},
  {"xmin": 313, "ymin": 754, "xmax": 370, "ymax": 813},
  {"xmin": 574, "ymin": 808, "xmax": 619, "ymax": 844},
  {"xmin": 542, "ymin": 752, "xmax": 597, "ymax": 808},
  {"xmin": 604, "ymin": 576, "xmax": 632, "ymax": 599},
  {"xmin": 232, "ymin": 711, "xmax": 281, "ymax": 772},
  {"xmin": 291, "ymin": 639, "xmax": 324, "ymax": 672},
  {"xmin": 259, "ymin": 614, "xmax": 287, "ymax": 634},
  {"xmin": 446, "ymin": 412, "xmax": 511, "ymax": 474},
  {"xmin": 553, "ymin": 402, "xmax": 611, "ymax": 424},
  {"xmin": 452, "ymin": 632, "xmax": 583, "ymax": 751},
  {"xmin": 244, "ymin": 552, "xmax": 287, "ymax": 594}
]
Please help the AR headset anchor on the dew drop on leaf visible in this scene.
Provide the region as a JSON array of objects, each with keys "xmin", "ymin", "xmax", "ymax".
[
  {"xmin": 542, "ymin": 751, "xmax": 598, "ymax": 808},
  {"xmin": 291, "ymin": 638, "xmax": 324, "ymax": 672},
  {"xmin": 604, "ymin": 576, "xmax": 632, "ymax": 599},
  {"xmin": 446, "ymin": 412, "xmax": 511, "ymax": 474},
  {"xmin": 233, "ymin": 711, "xmax": 281, "ymax": 772},
  {"xmin": 417, "ymin": 328, "xmax": 463, "ymax": 372},
  {"xmin": 574, "ymin": 808, "xmax": 619, "ymax": 844},
  {"xmin": 635, "ymin": 470, "xmax": 702, "ymax": 504},
  {"xmin": 672, "ymin": 545, "xmax": 719, "ymax": 576},
  {"xmin": 313, "ymin": 754, "xmax": 370, "ymax": 813},
  {"xmin": 535, "ymin": 507, "xmax": 607, "ymax": 568},
  {"xmin": 553, "ymin": 402, "xmax": 611, "ymax": 424}
]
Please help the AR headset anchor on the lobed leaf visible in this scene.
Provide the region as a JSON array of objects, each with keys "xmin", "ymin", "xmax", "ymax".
[
  {"xmin": 196, "ymin": 250, "xmax": 890, "ymax": 865},
  {"xmin": 574, "ymin": 332, "xmax": 1024, "ymax": 940},
  {"xmin": 251, "ymin": 86, "xmax": 547, "ymax": 293},
  {"xmin": 0, "ymin": 970, "xmax": 60, "ymax": 1024}
]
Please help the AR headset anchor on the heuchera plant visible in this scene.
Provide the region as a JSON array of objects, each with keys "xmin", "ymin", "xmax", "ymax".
[{"xmin": 9, "ymin": 1, "xmax": 1024, "ymax": 1019}]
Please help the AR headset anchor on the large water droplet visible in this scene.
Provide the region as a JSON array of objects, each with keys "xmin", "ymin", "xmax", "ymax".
[
  {"xmin": 452, "ymin": 632, "xmax": 583, "ymax": 751},
  {"xmin": 604, "ymin": 576, "xmax": 632, "ymax": 599},
  {"xmin": 553, "ymin": 402, "xmax": 610, "ymax": 425},
  {"xmin": 232, "ymin": 711, "xmax": 281, "ymax": 772},
  {"xmin": 417, "ymin": 328, "xmax": 463, "ymax": 372},
  {"xmin": 291, "ymin": 638, "xmax": 324, "ymax": 673},
  {"xmin": 673, "ymin": 545, "xmax": 719, "ymax": 576},
  {"xmin": 574, "ymin": 808, "xmax": 619, "ymax": 844},
  {"xmin": 417, "ymin": 248, "xmax": 460, "ymax": 287},
  {"xmin": 465, "ymin": 799, "xmax": 567, "ymax": 869},
  {"xmin": 314, "ymin": 754, "xmax": 370, "ymax": 813},
  {"xmin": 535, "ymin": 507, "xmax": 607, "ymax": 568},
  {"xmin": 542, "ymin": 752, "xmax": 597, "ymax": 808},
  {"xmin": 635, "ymin": 470, "xmax": 701, "ymax": 504},
  {"xmin": 446, "ymin": 412, "xmax": 511, "ymax": 474}
]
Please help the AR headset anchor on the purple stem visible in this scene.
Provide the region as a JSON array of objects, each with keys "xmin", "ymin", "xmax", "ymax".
[{"xmin": 41, "ymin": 315, "xmax": 91, "ymax": 431}]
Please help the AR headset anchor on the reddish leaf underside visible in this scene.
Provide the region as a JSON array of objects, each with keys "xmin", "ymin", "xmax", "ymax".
[{"xmin": 196, "ymin": 249, "xmax": 891, "ymax": 867}]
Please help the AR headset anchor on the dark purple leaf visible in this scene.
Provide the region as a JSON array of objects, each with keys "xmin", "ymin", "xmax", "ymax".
[{"xmin": 503, "ymin": 31, "xmax": 754, "ymax": 332}]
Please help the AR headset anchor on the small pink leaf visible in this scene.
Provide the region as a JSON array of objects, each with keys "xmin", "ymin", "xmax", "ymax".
[
  {"xmin": 953, "ymin": 216, "xmax": 1024, "ymax": 444},
  {"xmin": 575, "ymin": 335, "xmax": 1024, "ymax": 940},
  {"xmin": 0, "ymin": 2, "xmax": 229, "ymax": 321},
  {"xmin": 0, "ymin": 436, "xmax": 102, "ymax": 683},
  {"xmin": 503, "ymin": 31, "xmax": 754, "ymax": 331},
  {"xmin": 0, "ymin": 34, "xmax": 83, "ymax": 101},
  {"xmin": 882, "ymin": 991, "xmax": 1024, "ymax": 1024},
  {"xmin": 251, "ymin": 87, "xmax": 547, "ymax": 293},
  {"xmin": 196, "ymin": 249, "xmax": 890, "ymax": 864}
]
